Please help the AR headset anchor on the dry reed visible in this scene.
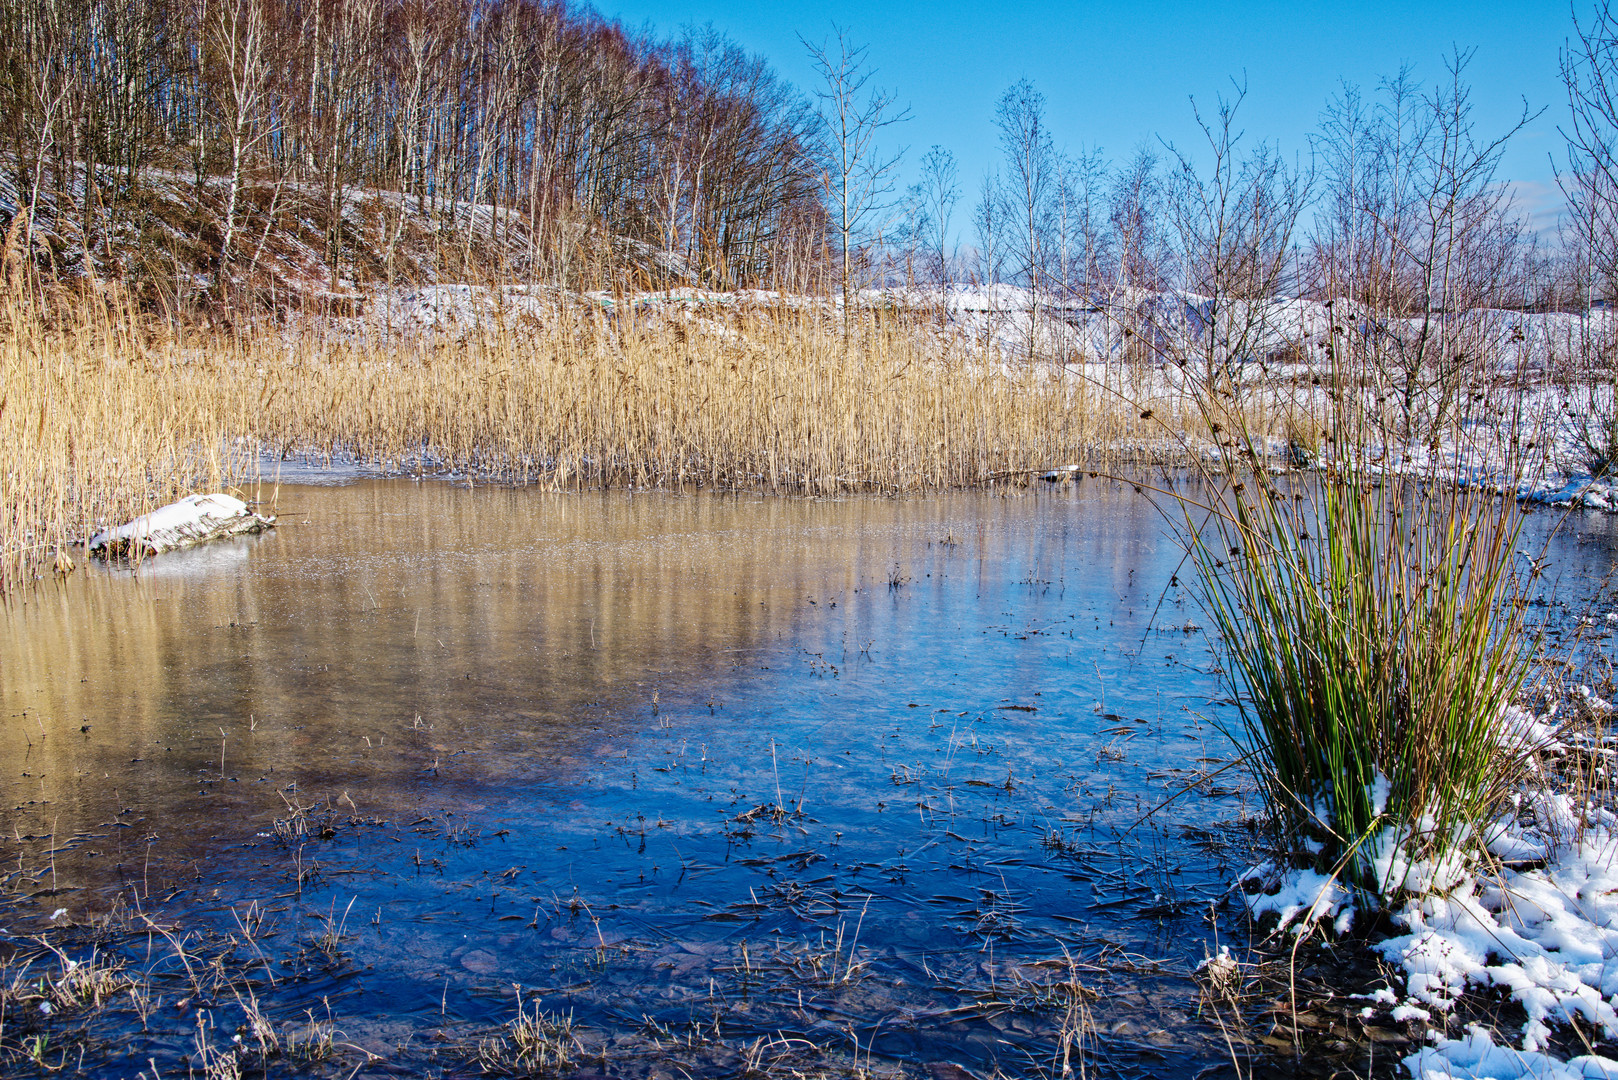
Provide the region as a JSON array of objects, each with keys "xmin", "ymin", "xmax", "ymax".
[{"xmin": 0, "ymin": 290, "xmax": 1203, "ymax": 591}]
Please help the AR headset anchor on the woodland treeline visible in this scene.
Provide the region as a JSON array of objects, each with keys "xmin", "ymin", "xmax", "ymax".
[
  {"xmin": 0, "ymin": 0, "xmax": 827, "ymax": 293},
  {"xmin": 9, "ymin": 0, "xmax": 1618, "ymax": 323}
]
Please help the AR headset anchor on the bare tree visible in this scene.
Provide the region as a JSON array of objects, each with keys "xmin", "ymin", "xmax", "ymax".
[
  {"xmin": 996, "ymin": 78, "xmax": 1056, "ymax": 363},
  {"xmin": 1312, "ymin": 56, "xmax": 1536, "ymax": 439},
  {"xmin": 1557, "ymin": 1, "xmax": 1618, "ymax": 472},
  {"xmin": 973, "ymin": 170, "xmax": 1007, "ymax": 353},
  {"xmin": 1162, "ymin": 85, "xmax": 1309, "ymax": 402},
  {"xmin": 802, "ymin": 27, "xmax": 908, "ymax": 340},
  {"xmin": 0, "ymin": 0, "xmax": 72, "ymax": 281},
  {"xmin": 1561, "ymin": 0, "xmax": 1618, "ymax": 302},
  {"xmin": 207, "ymin": 0, "xmax": 274, "ymax": 272},
  {"xmin": 1048, "ymin": 148, "xmax": 1106, "ymax": 359},
  {"xmin": 905, "ymin": 143, "xmax": 959, "ymax": 299},
  {"xmin": 286, "ymin": 0, "xmax": 386, "ymax": 285},
  {"xmin": 1100, "ymin": 147, "xmax": 1171, "ymax": 369},
  {"xmin": 1107, "ymin": 146, "xmax": 1171, "ymax": 295}
]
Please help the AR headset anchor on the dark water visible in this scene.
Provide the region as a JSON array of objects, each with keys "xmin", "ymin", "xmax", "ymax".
[{"xmin": 0, "ymin": 482, "xmax": 1610, "ymax": 1078}]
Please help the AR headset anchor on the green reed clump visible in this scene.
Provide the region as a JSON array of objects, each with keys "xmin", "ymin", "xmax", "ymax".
[{"xmin": 1188, "ymin": 451, "xmax": 1537, "ymax": 896}]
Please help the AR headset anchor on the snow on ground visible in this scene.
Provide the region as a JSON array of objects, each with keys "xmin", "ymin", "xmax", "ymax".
[
  {"xmin": 1247, "ymin": 704, "xmax": 1618, "ymax": 1078},
  {"xmin": 1406, "ymin": 1027, "xmax": 1618, "ymax": 1079},
  {"xmin": 350, "ymin": 284, "xmax": 789, "ymax": 341}
]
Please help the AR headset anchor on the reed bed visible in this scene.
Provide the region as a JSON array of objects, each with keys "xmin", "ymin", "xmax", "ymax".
[{"xmin": 0, "ymin": 293, "xmax": 1197, "ymax": 591}]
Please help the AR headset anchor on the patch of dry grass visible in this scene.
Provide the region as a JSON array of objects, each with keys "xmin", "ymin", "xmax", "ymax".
[{"xmin": 0, "ymin": 291, "xmax": 1201, "ymax": 590}]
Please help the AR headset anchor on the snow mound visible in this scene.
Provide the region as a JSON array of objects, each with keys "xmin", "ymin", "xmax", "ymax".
[{"xmin": 89, "ymin": 494, "xmax": 275, "ymax": 556}]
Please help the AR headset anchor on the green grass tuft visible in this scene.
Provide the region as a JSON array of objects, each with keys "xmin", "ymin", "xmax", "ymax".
[{"xmin": 1188, "ymin": 457, "xmax": 1538, "ymax": 897}]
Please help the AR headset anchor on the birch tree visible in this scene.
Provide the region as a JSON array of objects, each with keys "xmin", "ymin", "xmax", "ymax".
[
  {"xmin": 803, "ymin": 27, "xmax": 908, "ymax": 339},
  {"xmin": 996, "ymin": 79, "xmax": 1055, "ymax": 363},
  {"xmin": 207, "ymin": 0, "xmax": 273, "ymax": 269}
]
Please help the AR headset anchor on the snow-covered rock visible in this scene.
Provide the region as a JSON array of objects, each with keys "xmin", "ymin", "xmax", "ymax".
[{"xmin": 88, "ymin": 494, "xmax": 274, "ymax": 556}]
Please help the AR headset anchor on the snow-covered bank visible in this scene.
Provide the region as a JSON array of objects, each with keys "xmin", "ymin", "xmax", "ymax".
[{"xmin": 1246, "ymin": 699, "xmax": 1618, "ymax": 1078}]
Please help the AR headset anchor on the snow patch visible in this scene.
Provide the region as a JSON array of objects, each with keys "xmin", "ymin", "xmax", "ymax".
[
  {"xmin": 1405, "ymin": 1025, "xmax": 1618, "ymax": 1079},
  {"xmin": 1245, "ymin": 703, "xmax": 1618, "ymax": 1073},
  {"xmin": 1246, "ymin": 867, "xmax": 1355, "ymax": 935}
]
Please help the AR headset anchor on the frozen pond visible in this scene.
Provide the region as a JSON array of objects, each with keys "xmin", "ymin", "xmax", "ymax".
[{"xmin": 0, "ymin": 481, "xmax": 1612, "ymax": 1078}]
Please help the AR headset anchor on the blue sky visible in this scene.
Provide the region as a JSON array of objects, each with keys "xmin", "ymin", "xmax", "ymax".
[{"xmin": 597, "ymin": 0, "xmax": 1579, "ymax": 238}]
